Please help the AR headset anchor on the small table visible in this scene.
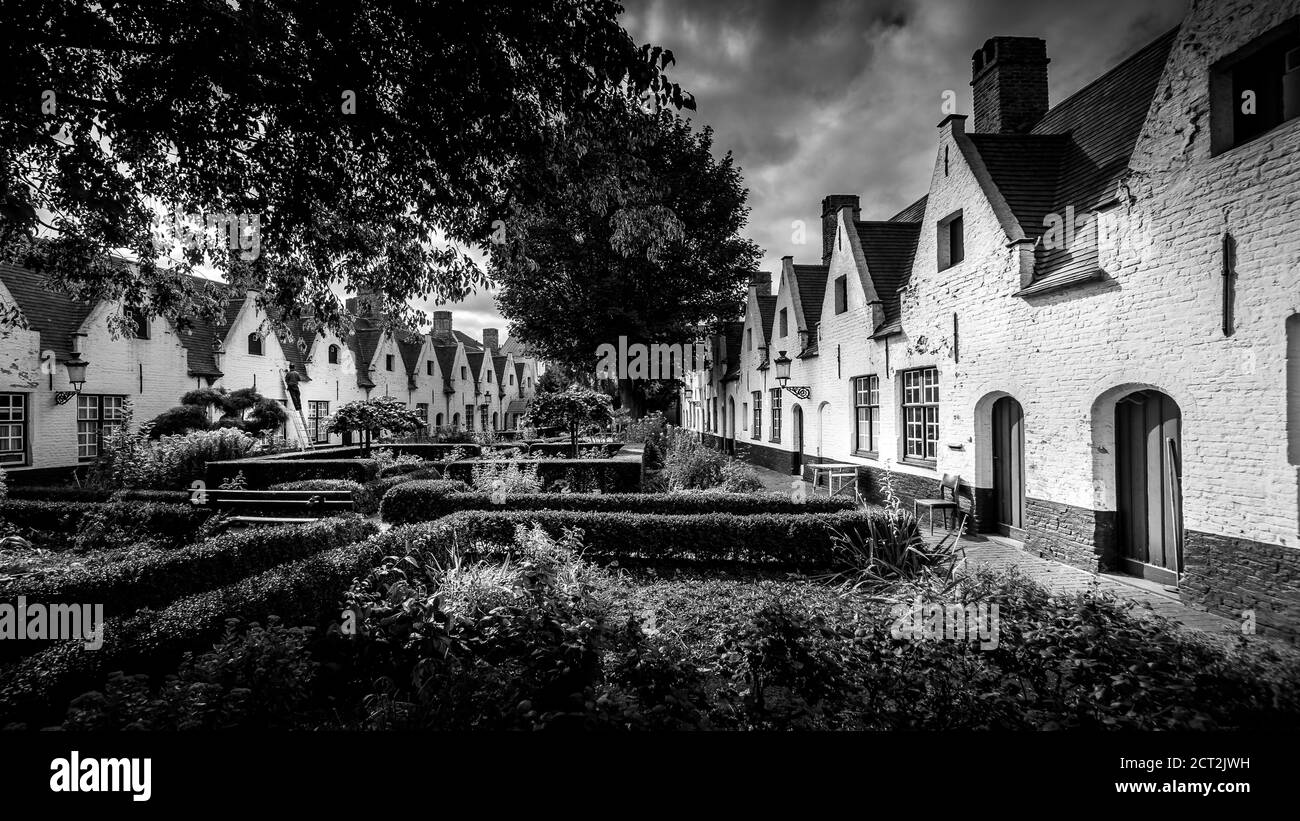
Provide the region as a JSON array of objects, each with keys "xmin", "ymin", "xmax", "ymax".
[{"xmin": 808, "ymin": 462, "xmax": 860, "ymax": 498}]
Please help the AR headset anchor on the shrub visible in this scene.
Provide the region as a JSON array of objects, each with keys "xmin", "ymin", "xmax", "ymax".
[
  {"xmin": 91, "ymin": 423, "xmax": 259, "ymax": 490},
  {"xmin": 0, "ymin": 517, "xmax": 378, "ymax": 664},
  {"xmin": 206, "ymin": 457, "xmax": 380, "ymax": 489},
  {"xmin": 6, "ymin": 486, "xmax": 115, "ymax": 503},
  {"xmin": 268, "ymin": 480, "xmax": 377, "ymax": 516},
  {"xmin": 661, "ymin": 427, "xmax": 724, "ymax": 489},
  {"xmin": 0, "ymin": 534, "xmax": 387, "ymax": 727},
  {"xmin": 146, "ymin": 404, "xmax": 211, "ymax": 438},
  {"xmin": 471, "ymin": 460, "xmax": 542, "ymax": 496},
  {"xmin": 380, "ymin": 488, "xmax": 854, "ymax": 524},
  {"xmin": 719, "ymin": 459, "xmax": 763, "ymax": 493},
  {"xmin": 61, "ymin": 617, "xmax": 319, "ymax": 730},
  {"xmin": 363, "ymin": 467, "xmax": 444, "ymax": 503},
  {"xmin": 444, "ymin": 457, "xmax": 641, "ymax": 495},
  {"xmin": 377, "ymin": 460, "xmax": 433, "ymax": 479},
  {"xmin": 372, "ymin": 509, "xmax": 871, "ymax": 568},
  {"xmin": 379, "ymin": 479, "xmax": 471, "ymax": 522},
  {"xmin": 0, "ymin": 499, "xmax": 214, "ymax": 552}
]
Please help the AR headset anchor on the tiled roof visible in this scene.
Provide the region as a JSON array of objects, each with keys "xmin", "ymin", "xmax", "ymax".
[
  {"xmin": 756, "ymin": 295, "xmax": 777, "ymax": 345},
  {"xmin": 433, "ymin": 343, "xmax": 458, "ymax": 392},
  {"xmin": 465, "ymin": 350, "xmax": 484, "ymax": 381},
  {"xmin": 968, "ymin": 26, "xmax": 1179, "ymax": 281},
  {"xmin": 723, "ymin": 322, "xmax": 743, "ymax": 367},
  {"xmin": 514, "ymin": 361, "xmax": 526, "ymax": 388},
  {"xmin": 492, "ymin": 354, "xmax": 509, "ymax": 390},
  {"xmin": 0, "ymin": 262, "xmax": 96, "ymax": 362},
  {"xmin": 506, "ymin": 398, "xmax": 528, "ymax": 414},
  {"xmin": 791, "ymin": 264, "xmax": 828, "ymax": 331},
  {"xmin": 397, "ymin": 331, "xmax": 424, "ymax": 386},
  {"xmin": 855, "ymin": 221, "xmax": 921, "ymax": 328},
  {"xmin": 889, "ymin": 195, "xmax": 928, "ymax": 223},
  {"xmin": 499, "ymin": 336, "xmax": 534, "ymax": 359},
  {"xmin": 455, "ymin": 330, "xmax": 483, "ymax": 351}
]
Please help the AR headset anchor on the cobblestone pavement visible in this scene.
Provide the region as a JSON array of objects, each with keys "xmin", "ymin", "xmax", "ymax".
[{"xmin": 746, "ymin": 464, "xmax": 1264, "ymax": 644}]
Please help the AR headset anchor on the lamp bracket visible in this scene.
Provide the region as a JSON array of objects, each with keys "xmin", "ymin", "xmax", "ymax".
[
  {"xmin": 781, "ymin": 386, "xmax": 811, "ymax": 400},
  {"xmin": 54, "ymin": 391, "xmax": 80, "ymax": 405}
]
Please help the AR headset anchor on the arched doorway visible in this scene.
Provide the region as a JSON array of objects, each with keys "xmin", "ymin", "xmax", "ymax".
[
  {"xmin": 991, "ymin": 396, "xmax": 1025, "ymax": 536},
  {"xmin": 1115, "ymin": 389, "xmax": 1183, "ymax": 583},
  {"xmin": 791, "ymin": 405, "xmax": 804, "ymax": 475}
]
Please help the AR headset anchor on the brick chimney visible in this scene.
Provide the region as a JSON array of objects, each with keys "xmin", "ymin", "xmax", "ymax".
[
  {"xmin": 821, "ymin": 195, "xmax": 860, "ymax": 266},
  {"xmin": 750, "ymin": 272, "xmax": 772, "ymax": 297},
  {"xmin": 431, "ymin": 310, "xmax": 452, "ymax": 338},
  {"xmin": 971, "ymin": 36, "xmax": 1049, "ymax": 134},
  {"xmin": 482, "ymin": 328, "xmax": 499, "ymax": 352}
]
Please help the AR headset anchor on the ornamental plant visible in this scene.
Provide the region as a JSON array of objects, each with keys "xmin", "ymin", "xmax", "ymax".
[
  {"xmin": 327, "ymin": 397, "xmax": 427, "ymax": 455},
  {"xmin": 522, "ymin": 385, "xmax": 612, "ymax": 457}
]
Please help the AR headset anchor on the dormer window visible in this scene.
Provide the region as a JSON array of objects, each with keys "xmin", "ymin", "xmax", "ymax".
[
  {"xmin": 248, "ymin": 333, "xmax": 263, "ymax": 356},
  {"xmin": 385, "ymin": 354, "xmax": 394, "ymax": 371},
  {"xmin": 834, "ymin": 276, "xmax": 848, "ymax": 314},
  {"xmin": 128, "ymin": 308, "xmax": 150, "ymax": 339},
  {"xmin": 328, "ymin": 344, "xmax": 339, "ymax": 364},
  {"xmin": 778, "ymin": 308, "xmax": 788, "ymax": 338}
]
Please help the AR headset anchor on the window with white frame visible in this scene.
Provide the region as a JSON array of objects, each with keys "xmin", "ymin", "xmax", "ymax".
[
  {"xmin": 853, "ymin": 375, "xmax": 880, "ymax": 455},
  {"xmin": 0, "ymin": 393, "xmax": 28, "ymax": 464},
  {"xmin": 751, "ymin": 391, "xmax": 761, "ymax": 439},
  {"xmin": 308, "ymin": 400, "xmax": 330, "ymax": 443},
  {"xmin": 902, "ymin": 367, "xmax": 939, "ymax": 461},
  {"xmin": 77, "ymin": 394, "xmax": 125, "ymax": 461},
  {"xmin": 769, "ymin": 388, "xmax": 782, "ymax": 442}
]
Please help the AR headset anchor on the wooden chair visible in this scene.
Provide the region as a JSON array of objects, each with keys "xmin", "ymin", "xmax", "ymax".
[{"xmin": 914, "ymin": 474, "xmax": 962, "ymax": 535}]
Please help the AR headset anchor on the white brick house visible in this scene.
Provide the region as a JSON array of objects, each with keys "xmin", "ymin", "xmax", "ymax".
[
  {"xmin": 685, "ymin": 1, "xmax": 1300, "ymax": 635},
  {"xmin": 0, "ymin": 268, "xmax": 542, "ymax": 475}
]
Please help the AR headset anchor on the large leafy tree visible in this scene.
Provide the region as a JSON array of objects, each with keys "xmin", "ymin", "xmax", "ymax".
[
  {"xmin": 490, "ymin": 95, "xmax": 760, "ymax": 413},
  {"xmin": 1, "ymin": 1, "xmax": 693, "ymax": 336}
]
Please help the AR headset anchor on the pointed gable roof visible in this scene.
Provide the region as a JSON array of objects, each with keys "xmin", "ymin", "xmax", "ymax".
[
  {"xmin": 433, "ymin": 342, "xmax": 458, "ymax": 392},
  {"xmin": 756, "ymin": 294, "xmax": 778, "ymax": 345},
  {"xmin": 964, "ymin": 26, "xmax": 1179, "ymax": 284},
  {"xmin": 465, "ymin": 349, "xmax": 484, "ymax": 381},
  {"xmin": 856, "ymin": 220, "xmax": 922, "ymax": 330},
  {"xmin": 0, "ymin": 262, "xmax": 96, "ymax": 362},
  {"xmin": 790, "ymin": 264, "xmax": 828, "ymax": 332}
]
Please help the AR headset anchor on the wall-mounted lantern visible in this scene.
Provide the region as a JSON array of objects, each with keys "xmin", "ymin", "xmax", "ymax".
[
  {"xmin": 773, "ymin": 351, "xmax": 810, "ymax": 400},
  {"xmin": 53, "ymin": 356, "xmax": 90, "ymax": 405}
]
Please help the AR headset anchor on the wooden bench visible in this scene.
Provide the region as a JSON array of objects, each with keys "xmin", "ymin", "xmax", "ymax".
[{"xmin": 190, "ymin": 488, "xmax": 355, "ymax": 527}]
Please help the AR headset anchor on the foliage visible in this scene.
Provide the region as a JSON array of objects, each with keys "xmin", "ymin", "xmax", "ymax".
[
  {"xmin": 207, "ymin": 457, "xmax": 380, "ymax": 490},
  {"xmin": 219, "ymin": 470, "xmax": 248, "ymax": 490},
  {"xmin": 522, "ymin": 386, "xmax": 612, "ymax": 457},
  {"xmin": 327, "ymin": 398, "xmax": 426, "ymax": 454},
  {"xmin": 471, "ymin": 461, "xmax": 543, "ymax": 496},
  {"xmin": 443, "ymin": 457, "xmax": 641, "ymax": 495},
  {"xmin": 623, "ymin": 411, "xmax": 668, "ymax": 449},
  {"xmin": 0, "ymin": 517, "xmax": 377, "ymax": 636},
  {"xmin": 0, "ymin": 499, "xmax": 213, "ymax": 553},
  {"xmin": 380, "ymin": 488, "xmax": 855, "ymax": 524},
  {"xmin": 147, "ymin": 387, "xmax": 287, "ymax": 438},
  {"xmin": 90, "ymin": 408, "xmax": 258, "ymax": 489},
  {"xmin": 369, "ymin": 448, "xmax": 424, "ymax": 474},
  {"xmin": 3, "ymin": 1, "xmax": 691, "ymax": 334},
  {"xmin": 0, "ymin": 536, "xmax": 388, "ymax": 727},
  {"xmin": 62, "ymin": 618, "xmax": 318, "ymax": 730},
  {"xmin": 268, "ymin": 479, "xmax": 377, "ymax": 516},
  {"xmin": 719, "ymin": 459, "xmax": 763, "ymax": 493},
  {"xmin": 491, "ymin": 94, "xmax": 759, "ymax": 377}
]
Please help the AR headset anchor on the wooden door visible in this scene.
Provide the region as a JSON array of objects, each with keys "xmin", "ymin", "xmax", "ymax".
[
  {"xmin": 991, "ymin": 396, "xmax": 1025, "ymax": 536},
  {"xmin": 1115, "ymin": 390, "xmax": 1183, "ymax": 583},
  {"xmin": 792, "ymin": 406, "xmax": 804, "ymax": 474}
]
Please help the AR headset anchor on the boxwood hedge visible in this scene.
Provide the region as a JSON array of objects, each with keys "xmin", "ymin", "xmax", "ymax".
[
  {"xmin": 0, "ymin": 533, "xmax": 387, "ymax": 728},
  {"xmin": 375, "ymin": 508, "xmax": 879, "ymax": 569},
  {"xmin": 0, "ymin": 499, "xmax": 214, "ymax": 551},
  {"xmin": 381, "ymin": 486, "xmax": 856, "ymax": 524},
  {"xmin": 0, "ymin": 516, "xmax": 378, "ymax": 665}
]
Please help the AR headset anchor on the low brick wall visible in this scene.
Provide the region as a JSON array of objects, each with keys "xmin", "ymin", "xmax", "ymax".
[
  {"xmin": 856, "ymin": 465, "xmax": 977, "ymax": 534},
  {"xmin": 1182, "ymin": 531, "xmax": 1300, "ymax": 640},
  {"xmin": 1022, "ymin": 497, "xmax": 1115, "ymax": 572}
]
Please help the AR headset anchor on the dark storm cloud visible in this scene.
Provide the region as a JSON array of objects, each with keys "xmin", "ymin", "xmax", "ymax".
[
  {"xmin": 434, "ymin": 0, "xmax": 1186, "ymax": 322},
  {"xmin": 621, "ymin": 0, "xmax": 1186, "ymax": 279}
]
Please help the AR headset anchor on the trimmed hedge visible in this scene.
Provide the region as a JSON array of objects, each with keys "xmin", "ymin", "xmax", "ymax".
[
  {"xmin": 381, "ymin": 487, "xmax": 856, "ymax": 524},
  {"xmin": 520, "ymin": 441, "xmax": 623, "ymax": 458},
  {"xmin": 5, "ymin": 486, "xmax": 114, "ymax": 502},
  {"xmin": 364, "ymin": 467, "xmax": 444, "ymax": 503},
  {"xmin": 268, "ymin": 479, "xmax": 376, "ymax": 515},
  {"xmin": 0, "ymin": 499, "xmax": 214, "ymax": 551},
  {"xmin": 0, "ymin": 533, "xmax": 387, "ymax": 728},
  {"xmin": 206, "ymin": 457, "xmax": 380, "ymax": 489},
  {"xmin": 109, "ymin": 489, "xmax": 193, "ymax": 505},
  {"xmin": 443, "ymin": 457, "xmax": 641, "ymax": 493},
  {"xmin": 377, "ymin": 508, "xmax": 877, "ymax": 568},
  {"xmin": 377, "ymin": 461, "xmax": 439, "ymax": 479},
  {"xmin": 0, "ymin": 517, "xmax": 378, "ymax": 665}
]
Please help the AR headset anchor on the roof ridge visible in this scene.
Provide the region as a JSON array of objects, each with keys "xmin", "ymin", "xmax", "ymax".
[{"xmin": 1031, "ymin": 25, "xmax": 1180, "ymax": 135}]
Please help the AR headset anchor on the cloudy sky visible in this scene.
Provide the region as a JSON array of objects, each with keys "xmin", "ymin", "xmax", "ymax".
[{"xmin": 431, "ymin": 0, "xmax": 1186, "ymax": 344}]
